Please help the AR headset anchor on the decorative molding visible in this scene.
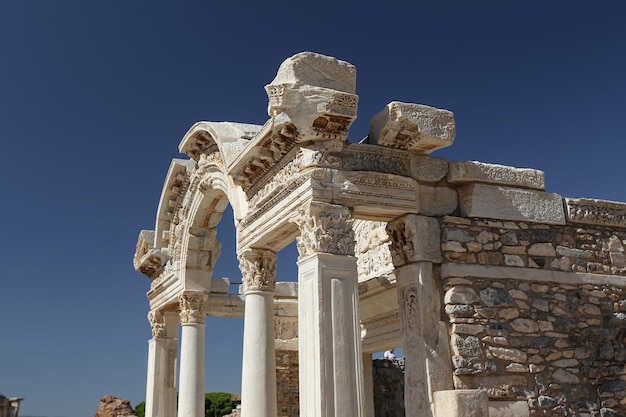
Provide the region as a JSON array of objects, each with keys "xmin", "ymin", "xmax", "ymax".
[
  {"xmin": 344, "ymin": 144, "xmax": 411, "ymax": 177},
  {"xmin": 293, "ymin": 203, "xmax": 355, "ymax": 257},
  {"xmin": 178, "ymin": 291, "xmax": 208, "ymax": 324},
  {"xmin": 147, "ymin": 309, "xmax": 166, "ymax": 338},
  {"xmin": 238, "ymin": 249, "xmax": 277, "ymax": 293},
  {"xmin": 361, "ymin": 311, "xmax": 400, "ymax": 329},
  {"xmin": 386, "ymin": 215, "xmax": 441, "ymax": 266},
  {"xmin": 565, "ymin": 198, "xmax": 626, "ymax": 228}
]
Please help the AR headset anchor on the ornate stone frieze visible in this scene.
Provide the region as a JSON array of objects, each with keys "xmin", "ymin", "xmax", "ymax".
[
  {"xmin": 238, "ymin": 249, "xmax": 277, "ymax": 293},
  {"xmin": 147, "ymin": 309, "xmax": 166, "ymax": 338},
  {"xmin": 343, "ymin": 144, "xmax": 411, "ymax": 176},
  {"xmin": 274, "ymin": 316, "xmax": 298, "ymax": 340},
  {"xmin": 198, "ymin": 151, "xmax": 225, "ymax": 170},
  {"xmin": 361, "ymin": 311, "xmax": 400, "ymax": 329},
  {"xmin": 293, "ymin": 203, "xmax": 355, "ymax": 257},
  {"xmin": 565, "ymin": 198, "xmax": 626, "ymax": 228},
  {"xmin": 248, "ymin": 149, "xmax": 303, "ymax": 206},
  {"xmin": 178, "ymin": 291, "xmax": 208, "ymax": 324}
]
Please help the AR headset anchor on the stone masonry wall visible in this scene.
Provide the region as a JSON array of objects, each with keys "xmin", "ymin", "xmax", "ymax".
[
  {"xmin": 276, "ymin": 350, "xmax": 299, "ymax": 417},
  {"xmin": 373, "ymin": 358, "xmax": 405, "ymax": 417},
  {"xmin": 441, "ymin": 216, "xmax": 626, "ymax": 416}
]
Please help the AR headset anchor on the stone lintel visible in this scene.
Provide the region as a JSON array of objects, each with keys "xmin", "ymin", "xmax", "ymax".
[
  {"xmin": 458, "ymin": 183, "xmax": 565, "ymax": 224},
  {"xmin": 434, "ymin": 390, "xmax": 489, "ymax": 417},
  {"xmin": 368, "ymin": 101, "xmax": 455, "ymax": 155},
  {"xmin": 448, "ymin": 161, "xmax": 545, "ymax": 190},
  {"xmin": 332, "ymin": 170, "xmax": 419, "ymax": 221},
  {"xmin": 565, "ymin": 197, "xmax": 626, "ymax": 228}
]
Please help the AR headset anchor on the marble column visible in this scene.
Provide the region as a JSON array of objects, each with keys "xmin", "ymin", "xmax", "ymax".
[
  {"xmin": 177, "ymin": 291, "xmax": 208, "ymax": 417},
  {"xmin": 294, "ymin": 202, "xmax": 364, "ymax": 417},
  {"xmin": 145, "ymin": 310, "xmax": 179, "ymax": 417},
  {"xmin": 386, "ymin": 215, "xmax": 452, "ymax": 417},
  {"xmin": 238, "ymin": 249, "xmax": 277, "ymax": 417}
]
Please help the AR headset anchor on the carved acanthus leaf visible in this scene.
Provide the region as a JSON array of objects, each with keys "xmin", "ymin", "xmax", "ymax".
[
  {"xmin": 293, "ymin": 203, "xmax": 355, "ymax": 257},
  {"xmin": 238, "ymin": 249, "xmax": 277, "ymax": 293},
  {"xmin": 179, "ymin": 292, "xmax": 208, "ymax": 324},
  {"xmin": 148, "ymin": 309, "xmax": 166, "ymax": 338}
]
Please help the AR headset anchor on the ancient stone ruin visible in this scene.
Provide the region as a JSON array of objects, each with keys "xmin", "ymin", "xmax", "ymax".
[
  {"xmin": 134, "ymin": 52, "xmax": 626, "ymax": 417},
  {"xmin": 0, "ymin": 395, "xmax": 22, "ymax": 417}
]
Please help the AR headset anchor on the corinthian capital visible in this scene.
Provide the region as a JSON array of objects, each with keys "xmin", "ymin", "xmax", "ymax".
[
  {"xmin": 386, "ymin": 214, "xmax": 442, "ymax": 266},
  {"xmin": 292, "ymin": 202, "xmax": 355, "ymax": 257},
  {"xmin": 238, "ymin": 249, "xmax": 277, "ymax": 293},
  {"xmin": 178, "ymin": 291, "xmax": 208, "ymax": 324},
  {"xmin": 147, "ymin": 309, "xmax": 166, "ymax": 338}
]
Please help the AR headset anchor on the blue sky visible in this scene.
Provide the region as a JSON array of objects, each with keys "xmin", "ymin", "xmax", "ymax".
[{"xmin": 1, "ymin": 2, "xmax": 624, "ymax": 416}]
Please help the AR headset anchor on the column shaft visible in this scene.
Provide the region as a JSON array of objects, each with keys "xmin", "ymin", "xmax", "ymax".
[
  {"xmin": 298, "ymin": 252, "xmax": 364, "ymax": 417},
  {"xmin": 178, "ymin": 323, "xmax": 205, "ymax": 417},
  {"xmin": 241, "ymin": 291, "xmax": 277, "ymax": 417}
]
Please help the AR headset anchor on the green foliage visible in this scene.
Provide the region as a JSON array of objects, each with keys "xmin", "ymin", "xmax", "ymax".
[
  {"xmin": 134, "ymin": 401, "xmax": 145, "ymax": 417},
  {"xmin": 205, "ymin": 392, "xmax": 234, "ymax": 417}
]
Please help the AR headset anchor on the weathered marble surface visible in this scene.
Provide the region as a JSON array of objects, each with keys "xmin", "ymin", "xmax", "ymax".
[{"xmin": 448, "ymin": 161, "xmax": 544, "ymax": 190}]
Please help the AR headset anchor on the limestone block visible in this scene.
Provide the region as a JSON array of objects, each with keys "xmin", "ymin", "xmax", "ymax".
[
  {"xmin": 488, "ymin": 401, "xmax": 530, "ymax": 417},
  {"xmin": 333, "ymin": 171, "xmax": 418, "ymax": 219},
  {"xmin": 210, "ymin": 278, "xmax": 230, "ymax": 294},
  {"xmin": 368, "ymin": 101, "xmax": 455, "ymax": 154},
  {"xmin": 448, "ymin": 161, "xmax": 544, "ymax": 190},
  {"xmin": 565, "ymin": 198, "xmax": 626, "ymax": 228},
  {"xmin": 434, "ymin": 390, "xmax": 489, "ymax": 417},
  {"xmin": 410, "ymin": 155, "xmax": 449, "ymax": 182},
  {"xmin": 265, "ymin": 52, "xmax": 358, "ymax": 141},
  {"xmin": 269, "ymin": 52, "xmax": 356, "ymax": 94},
  {"xmin": 458, "ymin": 184, "xmax": 566, "ymax": 225},
  {"xmin": 418, "ymin": 184, "xmax": 458, "ymax": 216}
]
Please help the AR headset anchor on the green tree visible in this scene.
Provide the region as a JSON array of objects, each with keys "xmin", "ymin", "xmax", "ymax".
[
  {"xmin": 134, "ymin": 401, "xmax": 145, "ymax": 417},
  {"xmin": 205, "ymin": 392, "xmax": 234, "ymax": 417}
]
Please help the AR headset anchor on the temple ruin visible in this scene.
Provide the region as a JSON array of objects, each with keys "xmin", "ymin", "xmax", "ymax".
[{"xmin": 134, "ymin": 52, "xmax": 626, "ymax": 417}]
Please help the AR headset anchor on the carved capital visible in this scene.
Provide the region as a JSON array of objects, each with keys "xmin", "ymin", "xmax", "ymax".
[
  {"xmin": 293, "ymin": 202, "xmax": 355, "ymax": 257},
  {"xmin": 178, "ymin": 291, "xmax": 208, "ymax": 324},
  {"xmin": 147, "ymin": 309, "xmax": 167, "ymax": 338},
  {"xmin": 238, "ymin": 249, "xmax": 277, "ymax": 293},
  {"xmin": 386, "ymin": 214, "xmax": 442, "ymax": 266}
]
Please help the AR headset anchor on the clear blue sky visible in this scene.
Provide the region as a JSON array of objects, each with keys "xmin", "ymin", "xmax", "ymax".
[{"xmin": 1, "ymin": 2, "xmax": 624, "ymax": 416}]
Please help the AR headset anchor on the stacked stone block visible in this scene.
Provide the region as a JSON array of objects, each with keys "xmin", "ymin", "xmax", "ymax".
[
  {"xmin": 441, "ymin": 217, "xmax": 626, "ymax": 275},
  {"xmin": 441, "ymin": 217, "xmax": 626, "ymax": 416}
]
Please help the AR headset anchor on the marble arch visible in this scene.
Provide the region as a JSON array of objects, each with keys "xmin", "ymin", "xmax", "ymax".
[{"xmin": 135, "ymin": 52, "xmax": 626, "ymax": 417}]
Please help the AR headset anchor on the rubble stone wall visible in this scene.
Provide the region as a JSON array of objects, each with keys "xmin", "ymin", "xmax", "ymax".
[
  {"xmin": 372, "ymin": 358, "xmax": 405, "ymax": 417},
  {"xmin": 276, "ymin": 350, "xmax": 299, "ymax": 417},
  {"xmin": 441, "ymin": 216, "xmax": 626, "ymax": 416}
]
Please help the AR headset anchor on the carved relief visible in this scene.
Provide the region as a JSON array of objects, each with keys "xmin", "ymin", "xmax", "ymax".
[
  {"xmin": 354, "ymin": 220, "xmax": 393, "ymax": 279},
  {"xmin": 361, "ymin": 311, "xmax": 400, "ymax": 329},
  {"xmin": 136, "ymin": 249, "xmax": 169, "ymax": 279},
  {"xmin": 294, "ymin": 203, "xmax": 355, "ymax": 257},
  {"xmin": 148, "ymin": 309, "xmax": 166, "ymax": 338},
  {"xmin": 178, "ymin": 292, "xmax": 208, "ymax": 324},
  {"xmin": 387, "ymin": 218, "xmax": 417, "ymax": 266},
  {"xmin": 248, "ymin": 150, "xmax": 303, "ymax": 207},
  {"xmin": 566, "ymin": 198, "xmax": 626, "ymax": 228},
  {"xmin": 344, "ymin": 145, "xmax": 411, "ymax": 177},
  {"xmin": 238, "ymin": 249, "xmax": 277, "ymax": 293},
  {"xmin": 274, "ymin": 316, "xmax": 298, "ymax": 340}
]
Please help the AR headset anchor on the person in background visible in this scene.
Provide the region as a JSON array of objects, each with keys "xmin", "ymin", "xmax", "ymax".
[{"xmin": 384, "ymin": 348, "xmax": 396, "ymax": 359}]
